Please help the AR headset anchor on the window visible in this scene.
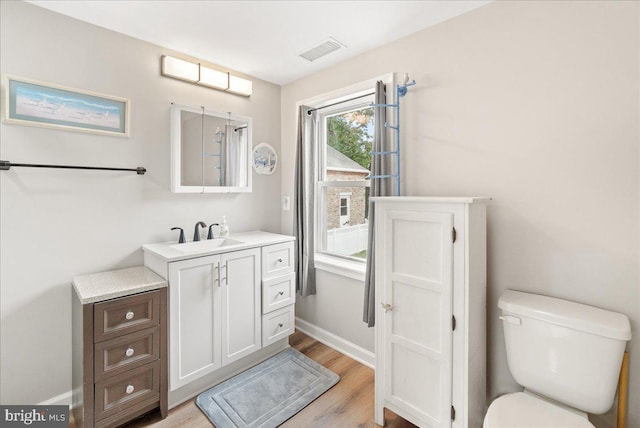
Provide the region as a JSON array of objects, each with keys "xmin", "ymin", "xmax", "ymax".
[
  {"xmin": 339, "ymin": 193, "xmax": 351, "ymax": 227},
  {"xmin": 316, "ymin": 93, "xmax": 374, "ymax": 262}
]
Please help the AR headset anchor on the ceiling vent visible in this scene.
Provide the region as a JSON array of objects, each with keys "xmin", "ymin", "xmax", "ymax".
[{"xmin": 299, "ymin": 38, "xmax": 344, "ymax": 62}]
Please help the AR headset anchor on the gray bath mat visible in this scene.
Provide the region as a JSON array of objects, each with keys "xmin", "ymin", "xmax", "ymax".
[{"xmin": 196, "ymin": 348, "xmax": 339, "ymax": 428}]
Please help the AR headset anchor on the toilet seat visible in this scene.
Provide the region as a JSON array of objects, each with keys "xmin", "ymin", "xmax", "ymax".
[{"xmin": 483, "ymin": 392, "xmax": 594, "ymax": 428}]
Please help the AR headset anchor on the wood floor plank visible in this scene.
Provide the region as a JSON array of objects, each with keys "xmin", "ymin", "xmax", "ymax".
[{"xmin": 108, "ymin": 330, "xmax": 416, "ymax": 428}]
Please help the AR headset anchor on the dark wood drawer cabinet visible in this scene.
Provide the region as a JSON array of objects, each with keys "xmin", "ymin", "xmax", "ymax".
[
  {"xmin": 94, "ymin": 326, "xmax": 160, "ymax": 381},
  {"xmin": 94, "ymin": 292, "xmax": 161, "ymax": 342},
  {"xmin": 94, "ymin": 361, "xmax": 160, "ymax": 423},
  {"xmin": 73, "ymin": 284, "xmax": 167, "ymax": 428}
]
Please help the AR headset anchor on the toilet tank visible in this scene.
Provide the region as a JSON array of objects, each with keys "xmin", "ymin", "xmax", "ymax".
[{"xmin": 498, "ymin": 290, "xmax": 631, "ymax": 414}]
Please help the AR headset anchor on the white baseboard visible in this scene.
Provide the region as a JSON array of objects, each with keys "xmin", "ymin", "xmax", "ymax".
[
  {"xmin": 39, "ymin": 390, "xmax": 72, "ymax": 407},
  {"xmin": 295, "ymin": 317, "xmax": 375, "ymax": 369}
]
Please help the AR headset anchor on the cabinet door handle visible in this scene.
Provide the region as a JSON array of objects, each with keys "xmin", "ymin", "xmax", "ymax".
[
  {"xmin": 125, "ymin": 347, "xmax": 134, "ymax": 357},
  {"xmin": 125, "ymin": 384, "xmax": 135, "ymax": 394},
  {"xmin": 214, "ymin": 263, "xmax": 220, "ymax": 287},
  {"xmin": 380, "ymin": 302, "xmax": 393, "ymax": 313},
  {"xmin": 222, "ymin": 263, "xmax": 228, "ymax": 285},
  {"xmin": 125, "ymin": 311, "xmax": 135, "ymax": 320}
]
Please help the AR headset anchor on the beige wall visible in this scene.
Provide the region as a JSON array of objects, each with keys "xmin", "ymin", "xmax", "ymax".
[
  {"xmin": 282, "ymin": 2, "xmax": 639, "ymax": 427},
  {"xmin": 0, "ymin": 1, "xmax": 282, "ymax": 404}
]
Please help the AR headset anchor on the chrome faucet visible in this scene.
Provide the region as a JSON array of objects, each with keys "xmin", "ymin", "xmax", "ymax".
[
  {"xmin": 193, "ymin": 221, "xmax": 207, "ymax": 241},
  {"xmin": 207, "ymin": 223, "xmax": 219, "ymax": 240}
]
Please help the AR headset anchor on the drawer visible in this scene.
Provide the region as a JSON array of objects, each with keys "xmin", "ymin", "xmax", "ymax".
[
  {"xmin": 94, "ymin": 291, "xmax": 160, "ymax": 342},
  {"xmin": 262, "ymin": 242, "xmax": 294, "ymax": 278},
  {"xmin": 262, "ymin": 305, "xmax": 295, "ymax": 347},
  {"xmin": 94, "ymin": 361, "xmax": 160, "ymax": 422},
  {"xmin": 95, "ymin": 327, "xmax": 160, "ymax": 382},
  {"xmin": 262, "ymin": 273, "xmax": 295, "ymax": 314}
]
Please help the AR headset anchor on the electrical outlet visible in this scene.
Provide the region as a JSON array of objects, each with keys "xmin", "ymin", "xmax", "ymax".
[{"xmin": 282, "ymin": 196, "xmax": 290, "ymax": 211}]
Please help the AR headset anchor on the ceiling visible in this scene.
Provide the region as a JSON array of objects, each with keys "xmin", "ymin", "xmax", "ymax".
[{"xmin": 27, "ymin": 1, "xmax": 490, "ymax": 86}]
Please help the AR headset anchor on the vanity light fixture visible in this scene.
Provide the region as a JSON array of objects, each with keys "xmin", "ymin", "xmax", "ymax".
[
  {"xmin": 161, "ymin": 55, "xmax": 199, "ymax": 82},
  {"xmin": 160, "ymin": 55, "xmax": 252, "ymax": 96},
  {"xmin": 199, "ymin": 66, "xmax": 229, "ymax": 90},
  {"xmin": 228, "ymin": 75, "xmax": 253, "ymax": 96}
]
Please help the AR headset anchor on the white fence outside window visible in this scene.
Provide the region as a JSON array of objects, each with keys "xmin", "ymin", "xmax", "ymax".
[{"xmin": 326, "ymin": 223, "xmax": 368, "ymax": 256}]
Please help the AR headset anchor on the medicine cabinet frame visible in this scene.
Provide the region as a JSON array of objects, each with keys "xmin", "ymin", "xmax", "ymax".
[{"xmin": 170, "ymin": 103, "xmax": 253, "ymax": 193}]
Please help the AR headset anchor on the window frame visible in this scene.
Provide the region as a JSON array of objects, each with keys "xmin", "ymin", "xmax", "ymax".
[{"xmin": 315, "ymin": 94, "xmax": 374, "ymax": 265}]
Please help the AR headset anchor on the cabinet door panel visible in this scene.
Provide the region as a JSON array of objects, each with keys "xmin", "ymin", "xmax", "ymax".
[
  {"xmin": 381, "ymin": 210, "xmax": 453, "ymax": 428},
  {"xmin": 168, "ymin": 255, "xmax": 221, "ymax": 390},
  {"xmin": 222, "ymin": 248, "xmax": 261, "ymax": 365}
]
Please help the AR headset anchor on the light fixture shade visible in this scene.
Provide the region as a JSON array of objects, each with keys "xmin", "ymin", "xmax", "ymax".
[
  {"xmin": 228, "ymin": 75, "xmax": 253, "ymax": 96},
  {"xmin": 199, "ymin": 66, "xmax": 229, "ymax": 90},
  {"xmin": 161, "ymin": 55, "xmax": 199, "ymax": 82}
]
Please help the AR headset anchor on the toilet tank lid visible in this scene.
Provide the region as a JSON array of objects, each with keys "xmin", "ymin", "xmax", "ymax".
[{"xmin": 498, "ymin": 290, "xmax": 631, "ymax": 341}]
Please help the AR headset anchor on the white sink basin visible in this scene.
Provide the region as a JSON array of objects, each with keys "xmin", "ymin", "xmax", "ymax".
[{"xmin": 170, "ymin": 238, "xmax": 244, "ymax": 253}]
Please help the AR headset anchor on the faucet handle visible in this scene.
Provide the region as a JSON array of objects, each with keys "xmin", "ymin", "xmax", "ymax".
[
  {"xmin": 171, "ymin": 227, "xmax": 186, "ymax": 244},
  {"xmin": 207, "ymin": 223, "xmax": 220, "ymax": 240}
]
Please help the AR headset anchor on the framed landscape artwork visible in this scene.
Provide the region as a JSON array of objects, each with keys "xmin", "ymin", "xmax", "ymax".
[{"xmin": 2, "ymin": 75, "xmax": 129, "ymax": 137}]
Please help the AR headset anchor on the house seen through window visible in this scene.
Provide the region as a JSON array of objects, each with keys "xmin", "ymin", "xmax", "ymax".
[{"xmin": 317, "ymin": 94, "xmax": 374, "ymax": 261}]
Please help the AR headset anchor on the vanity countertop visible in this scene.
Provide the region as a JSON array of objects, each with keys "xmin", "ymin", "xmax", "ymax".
[
  {"xmin": 142, "ymin": 230, "xmax": 295, "ymax": 262},
  {"xmin": 73, "ymin": 266, "xmax": 167, "ymax": 304}
]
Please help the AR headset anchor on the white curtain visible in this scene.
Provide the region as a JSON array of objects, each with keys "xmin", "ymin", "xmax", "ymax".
[
  {"xmin": 363, "ymin": 81, "xmax": 390, "ymax": 327},
  {"xmin": 224, "ymin": 125, "xmax": 247, "ymax": 186},
  {"xmin": 294, "ymin": 105, "xmax": 317, "ymax": 296}
]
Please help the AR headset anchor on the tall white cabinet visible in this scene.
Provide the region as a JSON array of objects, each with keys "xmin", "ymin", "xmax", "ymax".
[{"xmin": 373, "ymin": 197, "xmax": 488, "ymax": 428}]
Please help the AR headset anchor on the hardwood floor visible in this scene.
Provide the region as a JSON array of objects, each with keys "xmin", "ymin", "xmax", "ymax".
[{"xmin": 119, "ymin": 330, "xmax": 416, "ymax": 428}]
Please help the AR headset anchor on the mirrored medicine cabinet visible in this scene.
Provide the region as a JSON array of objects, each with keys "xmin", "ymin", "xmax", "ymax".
[{"xmin": 170, "ymin": 104, "xmax": 252, "ymax": 193}]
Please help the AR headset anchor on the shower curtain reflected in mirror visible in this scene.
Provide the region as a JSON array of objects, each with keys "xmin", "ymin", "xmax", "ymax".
[{"xmin": 224, "ymin": 124, "xmax": 247, "ymax": 187}]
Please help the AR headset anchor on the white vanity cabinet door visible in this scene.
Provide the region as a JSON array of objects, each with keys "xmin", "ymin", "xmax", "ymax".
[
  {"xmin": 221, "ymin": 248, "xmax": 261, "ymax": 366},
  {"xmin": 168, "ymin": 255, "xmax": 221, "ymax": 391}
]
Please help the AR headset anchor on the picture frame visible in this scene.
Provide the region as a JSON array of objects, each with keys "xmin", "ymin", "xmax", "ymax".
[
  {"xmin": 252, "ymin": 142, "xmax": 277, "ymax": 175},
  {"xmin": 1, "ymin": 75, "xmax": 129, "ymax": 137}
]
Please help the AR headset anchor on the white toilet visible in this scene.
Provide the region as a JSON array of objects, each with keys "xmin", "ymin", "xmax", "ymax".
[{"xmin": 484, "ymin": 290, "xmax": 632, "ymax": 428}]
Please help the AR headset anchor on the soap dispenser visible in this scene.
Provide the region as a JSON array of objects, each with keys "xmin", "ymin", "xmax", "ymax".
[{"xmin": 219, "ymin": 216, "xmax": 229, "ymax": 238}]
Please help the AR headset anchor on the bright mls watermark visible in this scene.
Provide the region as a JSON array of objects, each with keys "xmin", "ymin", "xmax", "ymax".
[{"xmin": 0, "ymin": 406, "xmax": 67, "ymax": 427}]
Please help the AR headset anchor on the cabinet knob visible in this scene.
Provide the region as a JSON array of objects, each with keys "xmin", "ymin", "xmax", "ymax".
[
  {"xmin": 278, "ymin": 323, "xmax": 283, "ymax": 328},
  {"xmin": 380, "ymin": 302, "xmax": 393, "ymax": 313},
  {"xmin": 277, "ymin": 291, "xmax": 285, "ymax": 296},
  {"xmin": 125, "ymin": 311, "xmax": 135, "ymax": 320},
  {"xmin": 276, "ymin": 258, "xmax": 283, "ymax": 263},
  {"xmin": 125, "ymin": 347, "xmax": 135, "ymax": 357},
  {"xmin": 125, "ymin": 384, "xmax": 135, "ymax": 394}
]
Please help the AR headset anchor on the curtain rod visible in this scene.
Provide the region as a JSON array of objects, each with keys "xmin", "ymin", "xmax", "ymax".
[
  {"xmin": 307, "ymin": 92, "xmax": 375, "ymax": 115},
  {"xmin": 0, "ymin": 160, "xmax": 146, "ymax": 175}
]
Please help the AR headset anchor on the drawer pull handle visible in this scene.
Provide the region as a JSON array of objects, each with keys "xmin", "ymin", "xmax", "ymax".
[
  {"xmin": 278, "ymin": 323, "xmax": 283, "ymax": 328},
  {"xmin": 125, "ymin": 347, "xmax": 135, "ymax": 357},
  {"xmin": 125, "ymin": 311, "xmax": 135, "ymax": 320},
  {"xmin": 276, "ymin": 258, "xmax": 283, "ymax": 263},
  {"xmin": 125, "ymin": 384, "xmax": 135, "ymax": 395},
  {"xmin": 277, "ymin": 291, "xmax": 285, "ymax": 296}
]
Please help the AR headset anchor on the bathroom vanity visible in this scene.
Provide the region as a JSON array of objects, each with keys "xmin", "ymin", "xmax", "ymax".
[{"xmin": 142, "ymin": 231, "xmax": 295, "ymax": 407}]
